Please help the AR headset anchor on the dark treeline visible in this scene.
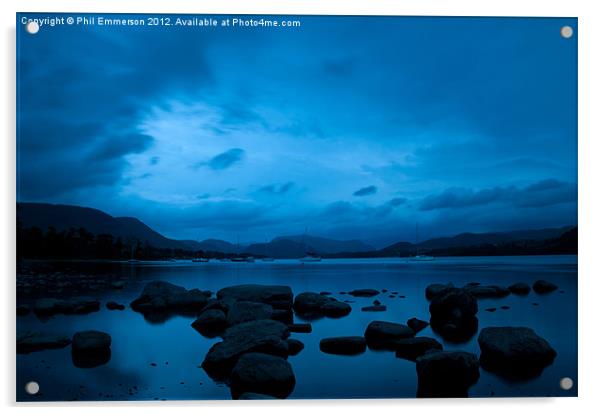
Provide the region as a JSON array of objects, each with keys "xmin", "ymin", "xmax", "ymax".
[{"xmin": 17, "ymin": 224, "xmax": 202, "ymax": 260}]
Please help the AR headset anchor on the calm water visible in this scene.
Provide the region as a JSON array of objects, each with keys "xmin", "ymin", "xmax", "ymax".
[{"xmin": 16, "ymin": 255, "xmax": 578, "ymax": 401}]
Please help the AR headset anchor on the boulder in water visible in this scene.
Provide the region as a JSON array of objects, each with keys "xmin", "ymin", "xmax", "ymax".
[
  {"xmin": 395, "ymin": 337, "xmax": 443, "ymax": 361},
  {"xmin": 429, "ymin": 288, "xmax": 478, "ymax": 343},
  {"xmin": 71, "ymin": 330, "xmax": 112, "ymax": 368},
  {"xmin": 407, "ymin": 318, "xmax": 429, "ymax": 333},
  {"xmin": 319, "ymin": 336, "xmax": 367, "ymax": 355},
  {"xmin": 416, "ymin": 351, "xmax": 480, "ymax": 397},
  {"xmin": 293, "ymin": 292, "xmax": 351, "ymax": 318},
  {"xmin": 533, "ymin": 280, "xmax": 558, "ymax": 294},
  {"xmin": 17, "ymin": 331, "xmax": 71, "ymax": 354},
  {"xmin": 229, "ymin": 353, "xmax": 296, "ymax": 399},
  {"xmin": 508, "ymin": 282, "xmax": 531, "ymax": 295},
  {"xmin": 217, "ymin": 285, "xmax": 293, "ymax": 309}
]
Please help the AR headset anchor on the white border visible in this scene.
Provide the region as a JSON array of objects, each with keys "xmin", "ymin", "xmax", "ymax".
[{"xmin": 2, "ymin": 1, "xmax": 601, "ymax": 414}]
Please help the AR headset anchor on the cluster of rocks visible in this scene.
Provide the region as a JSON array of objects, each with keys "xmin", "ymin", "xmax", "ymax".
[
  {"xmin": 33, "ymin": 297, "xmax": 100, "ymax": 317},
  {"xmin": 17, "ymin": 268, "xmax": 127, "ymax": 298},
  {"xmin": 18, "ymin": 329, "xmax": 112, "ymax": 369},
  {"xmin": 130, "ymin": 281, "xmax": 211, "ymax": 322}
]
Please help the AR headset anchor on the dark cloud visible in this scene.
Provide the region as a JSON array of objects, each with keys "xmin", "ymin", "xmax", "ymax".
[
  {"xmin": 388, "ymin": 197, "xmax": 407, "ymax": 207},
  {"xmin": 149, "ymin": 156, "xmax": 160, "ymax": 166},
  {"xmin": 419, "ymin": 179, "xmax": 576, "ymax": 211},
  {"xmin": 353, "ymin": 185, "xmax": 378, "ymax": 197},
  {"xmin": 202, "ymin": 148, "xmax": 245, "ymax": 170},
  {"xmin": 258, "ymin": 182, "xmax": 295, "ymax": 195}
]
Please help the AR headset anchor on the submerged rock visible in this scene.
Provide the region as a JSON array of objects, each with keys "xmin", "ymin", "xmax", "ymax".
[
  {"xmin": 201, "ymin": 319, "xmax": 290, "ymax": 380},
  {"xmin": 425, "ymin": 283, "xmax": 454, "ymax": 300},
  {"xmin": 286, "ymin": 339, "xmax": 304, "ymax": 356},
  {"xmin": 293, "ymin": 292, "xmax": 351, "ymax": 318},
  {"xmin": 361, "ymin": 305, "xmax": 386, "ymax": 312},
  {"xmin": 217, "ymin": 285, "xmax": 293, "ymax": 309},
  {"xmin": 533, "ymin": 280, "xmax": 558, "ymax": 294},
  {"xmin": 229, "ymin": 353, "xmax": 296, "ymax": 399},
  {"xmin": 429, "ymin": 288, "xmax": 478, "ymax": 343},
  {"xmin": 395, "ymin": 337, "xmax": 443, "ymax": 361},
  {"xmin": 287, "ymin": 323, "xmax": 312, "ymax": 333},
  {"xmin": 106, "ymin": 301, "xmax": 125, "ymax": 311},
  {"xmin": 319, "ymin": 336, "xmax": 366, "ymax": 355},
  {"xmin": 130, "ymin": 281, "xmax": 209, "ymax": 315},
  {"xmin": 463, "ymin": 285, "xmax": 510, "ymax": 299},
  {"xmin": 17, "ymin": 331, "xmax": 71, "ymax": 354},
  {"xmin": 416, "ymin": 351, "xmax": 480, "ymax": 398},
  {"xmin": 478, "ymin": 326, "xmax": 557, "ymax": 380},
  {"xmin": 407, "ymin": 318, "xmax": 429, "ymax": 333},
  {"xmin": 71, "ymin": 330, "xmax": 112, "ymax": 368},
  {"xmin": 508, "ymin": 282, "xmax": 531, "ymax": 295},
  {"xmin": 364, "ymin": 321, "xmax": 414, "ymax": 350},
  {"xmin": 348, "ymin": 288, "xmax": 380, "ymax": 297},
  {"xmin": 34, "ymin": 298, "xmax": 100, "ymax": 316},
  {"xmin": 191, "ymin": 309, "xmax": 228, "ymax": 337},
  {"xmin": 227, "ymin": 301, "xmax": 273, "ymax": 326}
]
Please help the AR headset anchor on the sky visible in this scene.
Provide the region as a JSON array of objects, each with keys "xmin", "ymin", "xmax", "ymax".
[{"xmin": 17, "ymin": 15, "xmax": 577, "ymax": 248}]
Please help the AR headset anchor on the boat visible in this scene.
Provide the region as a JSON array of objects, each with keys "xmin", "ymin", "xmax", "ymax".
[
  {"xmin": 192, "ymin": 257, "xmax": 209, "ymax": 263},
  {"xmin": 244, "ymin": 256, "xmax": 255, "ymax": 263},
  {"xmin": 230, "ymin": 257, "xmax": 246, "ymax": 262},
  {"xmin": 407, "ymin": 223, "xmax": 435, "ymax": 262},
  {"xmin": 300, "ymin": 252, "xmax": 322, "ymax": 262}
]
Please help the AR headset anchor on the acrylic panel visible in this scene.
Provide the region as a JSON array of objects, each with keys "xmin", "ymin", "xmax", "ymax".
[{"xmin": 16, "ymin": 13, "xmax": 577, "ymax": 401}]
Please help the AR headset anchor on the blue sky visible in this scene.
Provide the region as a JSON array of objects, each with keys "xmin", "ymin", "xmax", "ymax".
[{"xmin": 17, "ymin": 15, "xmax": 577, "ymax": 247}]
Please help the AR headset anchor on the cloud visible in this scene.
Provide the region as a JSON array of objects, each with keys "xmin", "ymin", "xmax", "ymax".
[
  {"xmin": 353, "ymin": 185, "xmax": 378, "ymax": 197},
  {"xmin": 258, "ymin": 182, "xmax": 295, "ymax": 195},
  {"xmin": 204, "ymin": 148, "xmax": 245, "ymax": 170},
  {"xmin": 388, "ymin": 197, "xmax": 407, "ymax": 207},
  {"xmin": 419, "ymin": 179, "xmax": 576, "ymax": 211}
]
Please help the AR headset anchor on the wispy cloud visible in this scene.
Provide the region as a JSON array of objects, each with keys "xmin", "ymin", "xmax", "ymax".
[{"xmin": 353, "ymin": 185, "xmax": 377, "ymax": 197}]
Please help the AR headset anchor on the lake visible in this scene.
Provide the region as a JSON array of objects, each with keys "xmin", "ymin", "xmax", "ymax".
[{"xmin": 16, "ymin": 255, "xmax": 578, "ymax": 401}]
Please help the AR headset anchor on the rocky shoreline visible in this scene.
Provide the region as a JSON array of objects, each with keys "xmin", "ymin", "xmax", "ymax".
[{"xmin": 17, "ymin": 275, "xmax": 561, "ymax": 399}]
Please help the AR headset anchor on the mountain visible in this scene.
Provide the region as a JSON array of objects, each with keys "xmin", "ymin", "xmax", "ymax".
[
  {"xmin": 272, "ymin": 235, "xmax": 374, "ymax": 254},
  {"xmin": 17, "ymin": 202, "xmax": 200, "ymax": 251},
  {"xmin": 196, "ymin": 239, "xmax": 238, "ymax": 254}
]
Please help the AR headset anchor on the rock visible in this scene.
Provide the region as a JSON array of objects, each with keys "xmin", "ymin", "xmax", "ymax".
[
  {"xmin": 373, "ymin": 299, "xmax": 381, "ymax": 306},
  {"xmin": 270, "ymin": 309, "xmax": 293, "ymax": 325},
  {"xmin": 229, "ymin": 353, "xmax": 296, "ymax": 399},
  {"xmin": 500, "ymin": 305, "xmax": 510, "ymax": 310},
  {"xmin": 429, "ymin": 288, "xmax": 478, "ymax": 342},
  {"xmin": 319, "ymin": 336, "xmax": 366, "ymax": 355},
  {"xmin": 395, "ymin": 337, "xmax": 443, "ymax": 361},
  {"xmin": 319, "ymin": 291, "xmax": 331, "ymax": 296},
  {"xmin": 416, "ymin": 351, "xmax": 480, "ymax": 398},
  {"xmin": 286, "ymin": 339, "xmax": 304, "ymax": 356},
  {"xmin": 130, "ymin": 281, "xmax": 209, "ymax": 315},
  {"xmin": 361, "ymin": 305, "xmax": 387, "ymax": 312},
  {"xmin": 288, "ymin": 323, "xmax": 312, "ymax": 333},
  {"xmin": 464, "ymin": 285, "xmax": 510, "ymax": 299},
  {"xmin": 17, "ymin": 331, "xmax": 71, "ymax": 354},
  {"xmin": 478, "ymin": 326, "xmax": 557, "ymax": 379},
  {"xmin": 201, "ymin": 298, "xmax": 230, "ymax": 314},
  {"xmin": 191, "ymin": 309, "xmax": 228, "ymax": 337},
  {"xmin": 237, "ymin": 392, "xmax": 276, "ymax": 400},
  {"xmin": 533, "ymin": 280, "xmax": 558, "ymax": 294},
  {"xmin": 227, "ymin": 301, "xmax": 273, "ymax": 326},
  {"xmin": 407, "ymin": 318, "xmax": 429, "ymax": 333},
  {"xmin": 293, "ymin": 292, "xmax": 351, "ymax": 318},
  {"xmin": 508, "ymin": 282, "xmax": 531, "ymax": 295},
  {"xmin": 201, "ymin": 319, "xmax": 290, "ymax": 380},
  {"xmin": 485, "ymin": 307, "xmax": 497, "ymax": 312},
  {"xmin": 425, "ymin": 283, "xmax": 454, "ymax": 300},
  {"xmin": 34, "ymin": 298, "xmax": 100, "ymax": 316},
  {"xmin": 217, "ymin": 285, "xmax": 293, "ymax": 309},
  {"xmin": 348, "ymin": 288, "xmax": 380, "ymax": 297},
  {"xmin": 17, "ymin": 305, "xmax": 30, "ymax": 316},
  {"xmin": 364, "ymin": 320, "xmax": 414, "ymax": 349},
  {"xmin": 71, "ymin": 330, "xmax": 112, "ymax": 368},
  {"xmin": 106, "ymin": 301, "xmax": 125, "ymax": 311}
]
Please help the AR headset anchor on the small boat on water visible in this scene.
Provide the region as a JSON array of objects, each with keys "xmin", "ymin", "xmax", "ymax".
[
  {"xmin": 244, "ymin": 256, "xmax": 255, "ymax": 263},
  {"xmin": 409, "ymin": 254, "xmax": 435, "ymax": 262},
  {"xmin": 300, "ymin": 252, "xmax": 322, "ymax": 263},
  {"xmin": 231, "ymin": 257, "xmax": 246, "ymax": 262},
  {"xmin": 192, "ymin": 258, "xmax": 209, "ymax": 263}
]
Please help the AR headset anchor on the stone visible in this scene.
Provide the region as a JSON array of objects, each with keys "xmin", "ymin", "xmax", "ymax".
[
  {"xmin": 464, "ymin": 285, "xmax": 510, "ymax": 299},
  {"xmin": 416, "ymin": 351, "xmax": 480, "ymax": 398},
  {"xmin": 533, "ymin": 280, "xmax": 558, "ymax": 294},
  {"xmin": 508, "ymin": 282, "xmax": 531, "ymax": 295},
  {"xmin": 286, "ymin": 339, "xmax": 304, "ymax": 356},
  {"xmin": 429, "ymin": 288, "xmax": 478, "ymax": 343},
  {"xmin": 17, "ymin": 331, "xmax": 71, "ymax": 354},
  {"xmin": 425, "ymin": 283, "xmax": 454, "ymax": 300},
  {"xmin": 130, "ymin": 281, "xmax": 209, "ymax": 315},
  {"xmin": 364, "ymin": 320, "xmax": 415, "ymax": 349},
  {"xmin": 71, "ymin": 330, "xmax": 112, "ymax": 368},
  {"xmin": 227, "ymin": 301, "xmax": 273, "ymax": 326},
  {"xmin": 293, "ymin": 292, "xmax": 351, "ymax": 318},
  {"xmin": 201, "ymin": 319, "xmax": 290, "ymax": 380},
  {"xmin": 229, "ymin": 353, "xmax": 296, "ymax": 399},
  {"xmin": 395, "ymin": 337, "xmax": 443, "ymax": 361},
  {"xmin": 407, "ymin": 318, "xmax": 429, "ymax": 333},
  {"xmin": 319, "ymin": 336, "xmax": 367, "ymax": 355},
  {"xmin": 191, "ymin": 309, "xmax": 228, "ymax": 337},
  {"xmin": 217, "ymin": 285, "xmax": 293, "ymax": 309},
  {"xmin": 106, "ymin": 301, "xmax": 125, "ymax": 310},
  {"xmin": 287, "ymin": 323, "xmax": 312, "ymax": 333},
  {"xmin": 361, "ymin": 305, "xmax": 387, "ymax": 312},
  {"xmin": 34, "ymin": 298, "xmax": 100, "ymax": 316},
  {"xmin": 478, "ymin": 326, "xmax": 557, "ymax": 380},
  {"xmin": 348, "ymin": 288, "xmax": 380, "ymax": 297}
]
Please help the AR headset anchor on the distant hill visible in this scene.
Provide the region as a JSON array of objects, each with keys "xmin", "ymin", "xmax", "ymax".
[
  {"xmin": 243, "ymin": 235, "xmax": 375, "ymax": 258},
  {"xmin": 196, "ymin": 239, "xmax": 238, "ymax": 254},
  {"xmin": 17, "ymin": 202, "xmax": 200, "ymax": 251}
]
